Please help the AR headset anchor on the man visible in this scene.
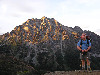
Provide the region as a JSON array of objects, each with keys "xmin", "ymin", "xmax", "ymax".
[{"xmin": 77, "ymin": 33, "xmax": 91, "ymax": 70}]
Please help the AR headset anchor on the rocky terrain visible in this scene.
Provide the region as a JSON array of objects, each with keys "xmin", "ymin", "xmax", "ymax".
[
  {"xmin": 44, "ymin": 70, "xmax": 100, "ymax": 75},
  {"xmin": 0, "ymin": 16, "xmax": 100, "ymax": 75},
  {"xmin": 0, "ymin": 54, "xmax": 38, "ymax": 75}
]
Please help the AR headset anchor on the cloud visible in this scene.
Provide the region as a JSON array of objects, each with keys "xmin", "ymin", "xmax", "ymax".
[
  {"xmin": 0, "ymin": 0, "xmax": 100, "ymax": 36},
  {"xmin": 0, "ymin": 33, "xmax": 4, "ymax": 35},
  {"xmin": 94, "ymin": 29, "xmax": 100, "ymax": 36},
  {"xmin": 56, "ymin": 0, "xmax": 100, "ymax": 31},
  {"xmin": 0, "ymin": 0, "xmax": 47, "ymax": 17}
]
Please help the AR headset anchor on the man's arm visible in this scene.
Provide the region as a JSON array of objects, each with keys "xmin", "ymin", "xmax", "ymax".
[
  {"xmin": 77, "ymin": 40, "xmax": 82, "ymax": 51},
  {"xmin": 77, "ymin": 46, "xmax": 82, "ymax": 51},
  {"xmin": 85, "ymin": 40, "xmax": 91, "ymax": 52},
  {"xmin": 77, "ymin": 46, "xmax": 86, "ymax": 53},
  {"xmin": 85, "ymin": 46, "xmax": 91, "ymax": 52}
]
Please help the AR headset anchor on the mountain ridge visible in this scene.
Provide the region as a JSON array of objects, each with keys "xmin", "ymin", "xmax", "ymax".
[{"xmin": 0, "ymin": 16, "xmax": 100, "ymax": 74}]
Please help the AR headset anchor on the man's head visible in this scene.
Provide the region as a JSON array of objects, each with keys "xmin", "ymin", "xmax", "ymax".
[{"xmin": 81, "ymin": 33, "xmax": 86, "ymax": 40}]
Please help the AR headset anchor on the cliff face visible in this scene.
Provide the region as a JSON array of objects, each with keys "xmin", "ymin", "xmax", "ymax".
[{"xmin": 0, "ymin": 16, "xmax": 100, "ymax": 72}]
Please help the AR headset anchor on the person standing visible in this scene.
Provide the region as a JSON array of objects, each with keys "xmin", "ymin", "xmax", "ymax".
[{"xmin": 77, "ymin": 33, "xmax": 91, "ymax": 70}]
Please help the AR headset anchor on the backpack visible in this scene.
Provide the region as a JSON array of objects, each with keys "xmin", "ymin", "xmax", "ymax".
[{"xmin": 80, "ymin": 35, "xmax": 91, "ymax": 52}]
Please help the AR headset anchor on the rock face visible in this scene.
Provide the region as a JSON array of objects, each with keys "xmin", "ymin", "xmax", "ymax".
[
  {"xmin": 0, "ymin": 54, "xmax": 37, "ymax": 75},
  {"xmin": 0, "ymin": 16, "xmax": 100, "ymax": 72}
]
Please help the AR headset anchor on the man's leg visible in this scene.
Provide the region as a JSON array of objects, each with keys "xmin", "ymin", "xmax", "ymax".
[
  {"xmin": 86, "ymin": 59, "xmax": 91, "ymax": 70},
  {"xmin": 82, "ymin": 59, "xmax": 85, "ymax": 70}
]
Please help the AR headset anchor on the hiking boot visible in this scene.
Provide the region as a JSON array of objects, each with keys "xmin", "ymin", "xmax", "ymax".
[
  {"xmin": 87, "ymin": 68, "xmax": 92, "ymax": 72},
  {"xmin": 82, "ymin": 67, "xmax": 85, "ymax": 70}
]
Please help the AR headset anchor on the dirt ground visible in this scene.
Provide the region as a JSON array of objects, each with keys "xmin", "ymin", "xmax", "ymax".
[{"xmin": 44, "ymin": 70, "xmax": 100, "ymax": 75}]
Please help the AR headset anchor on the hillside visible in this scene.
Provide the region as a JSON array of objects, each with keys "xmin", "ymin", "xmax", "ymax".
[
  {"xmin": 0, "ymin": 54, "xmax": 38, "ymax": 75},
  {"xmin": 0, "ymin": 16, "xmax": 100, "ymax": 74}
]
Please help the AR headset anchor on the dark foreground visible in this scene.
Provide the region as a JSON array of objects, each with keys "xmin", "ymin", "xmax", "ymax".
[{"xmin": 44, "ymin": 70, "xmax": 100, "ymax": 75}]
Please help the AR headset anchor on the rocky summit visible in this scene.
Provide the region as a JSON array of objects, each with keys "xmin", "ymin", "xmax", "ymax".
[{"xmin": 0, "ymin": 16, "xmax": 100, "ymax": 75}]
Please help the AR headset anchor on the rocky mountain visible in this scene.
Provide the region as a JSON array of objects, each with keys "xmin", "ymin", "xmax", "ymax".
[{"xmin": 0, "ymin": 16, "xmax": 100, "ymax": 74}]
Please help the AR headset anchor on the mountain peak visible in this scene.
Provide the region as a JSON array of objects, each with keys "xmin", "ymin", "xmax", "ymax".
[
  {"xmin": 0, "ymin": 17, "xmax": 100, "ymax": 73},
  {"xmin": 73, "ymin": 26, "xmax": 83, "ymax": 34},
  {"xmin": 1, "ymin": 17, "xmax": 77, "ymax": 45}
]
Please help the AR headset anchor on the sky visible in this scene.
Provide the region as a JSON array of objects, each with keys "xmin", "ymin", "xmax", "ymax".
[{"xmin": 0, "ymin": 0, "xmax": 100, "ymax": 36}]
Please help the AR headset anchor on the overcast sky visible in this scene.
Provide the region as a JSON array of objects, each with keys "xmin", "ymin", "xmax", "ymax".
[{"xmin": 0, "ymin": 0, "xmax": 100, "ymax": 36}]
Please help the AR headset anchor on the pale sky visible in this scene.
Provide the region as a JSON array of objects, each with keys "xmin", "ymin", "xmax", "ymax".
[{"xmin": 0, "ymin": 0, "xmax": 100, "ymax": 36}]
